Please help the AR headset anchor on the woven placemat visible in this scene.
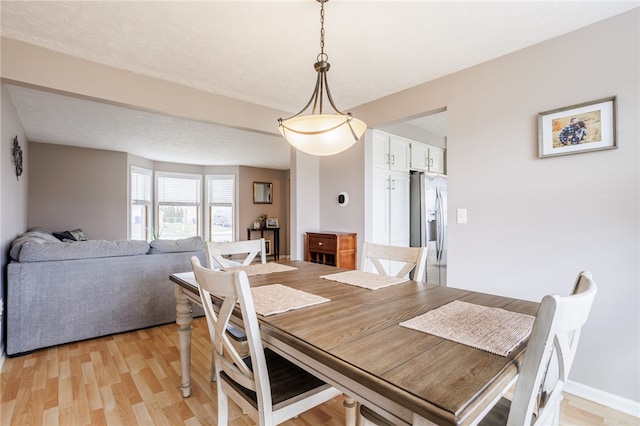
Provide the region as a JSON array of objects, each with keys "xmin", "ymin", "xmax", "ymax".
[
  {"xmin": 400, "ymin": 300, "xmax": 535, "ymax": 356},
  {"xmin": 250, "ymin": 284, "xmax": 330, "ymax": 316},
  {"xmin": 223, "ymin": 262, "xmax": 298, "ymax": 277},
  {"xmin": 319, "ymin": 270, "xmax": 408, "ymax": 290}
]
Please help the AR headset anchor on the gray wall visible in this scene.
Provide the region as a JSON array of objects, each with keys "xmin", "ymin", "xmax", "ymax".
[
  {"xmin": 1, "ymin": 84, "xmax": 29, "ymax": 354},
  {"xmin": 238, "ymin": 166, "xmax": 289, "ymax": 255},
  {"xmin": 331, "ymin": 10, "xmax": 638, "ymax": 404},
  {"xmin": 28, "ymin": 143, "xmax": 128, "ymax": 240}
]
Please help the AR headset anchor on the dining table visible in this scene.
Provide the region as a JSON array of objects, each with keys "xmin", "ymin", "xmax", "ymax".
[{"xmin": 170, "ymin": 260, "xmax": 539, "ymax": 426}]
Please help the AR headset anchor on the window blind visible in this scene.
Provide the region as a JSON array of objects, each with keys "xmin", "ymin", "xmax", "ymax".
[
  {"xmin": 157, "ymin": 174, "xmax": 201, "ymax": 204},
  {"xmin": 207, "ymin": 175, "xmax": 234, "ymax": 205},
  {"xmin": 131, "ymin": 167, "xmax": 152, "ymax": 203}
]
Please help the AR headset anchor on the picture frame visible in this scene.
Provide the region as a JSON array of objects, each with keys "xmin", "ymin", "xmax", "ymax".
[
  {"xmin": 538, "ymin": 96, "xmax": 617, "ymax": 158},
  {"xmin": 266, "ymin": 218, "xmax": 278, "ymax": 228},
  {"xmin": 253, "ymin": 182, "xmax": 273, "ymax": 204},
  {"xmin": 264, "ymin": 239, "xmax": 272, "ymax": 255}
]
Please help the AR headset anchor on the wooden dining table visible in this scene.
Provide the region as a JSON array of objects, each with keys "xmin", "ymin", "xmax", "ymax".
[{"xmin": 170, "ymin": 260, "xmax": 539, "ymax": 426}]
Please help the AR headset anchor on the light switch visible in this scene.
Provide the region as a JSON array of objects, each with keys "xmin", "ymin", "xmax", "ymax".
[{"xmin": 457, "ymin": 208, "xmax": 467, "ymax": 224}]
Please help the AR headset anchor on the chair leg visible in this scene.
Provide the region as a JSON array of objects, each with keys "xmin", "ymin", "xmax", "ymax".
[{"xmin": 216, "ymin": 380, "xmax": 229, "ymax": 426}]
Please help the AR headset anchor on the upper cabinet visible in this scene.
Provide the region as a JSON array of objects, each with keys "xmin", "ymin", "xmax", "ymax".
[
  {"xmin": 410, "ymin": 142, "xmax": 445, "ymax": 174},
  {"xmin": 372, "ymin": 131, "xmax": 411, "ymax": 172},
  {"xmin": 374, "ymin": 130, "xmax": 446, "ymax": 175}
]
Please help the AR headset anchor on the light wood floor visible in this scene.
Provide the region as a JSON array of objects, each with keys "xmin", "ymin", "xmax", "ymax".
[{"xmin": 2, "ymin": 317, "xmax": 637, "ymax": 426}]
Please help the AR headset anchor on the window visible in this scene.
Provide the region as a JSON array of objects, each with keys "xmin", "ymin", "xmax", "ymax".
[
  {"xmin": 130, "ymin": 166, "xmax": 152, "ymax": 240},
  {"xmin": 156, "ymin": 172, "xmax": 202, "ymax": 240},
  {"xmin": 207, "ymin": 175, "xmax": 235, "ymax": 242}
]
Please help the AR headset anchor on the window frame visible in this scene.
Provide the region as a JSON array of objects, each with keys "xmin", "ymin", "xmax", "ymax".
[
  {"xmin": 155, "ymin": 171, "xmax": 203, "ymax": 240},
  {"xmin": 129, "ymin": 166, "xmax": 153, "ymax": 240},
  {"xmin": 206, "ymin": 174, "xmax": 236, "ymax": 242}
]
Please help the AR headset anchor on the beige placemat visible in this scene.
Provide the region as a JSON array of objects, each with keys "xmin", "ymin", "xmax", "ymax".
[
  {"xmin": 400, "ymin": 300, "xmax": 535, "ymax": 357},
  {"xmin": 223, "ymin": 262, "xmax": 298, "ymax": 277},
  {"xmin": 250, "ymin": 284, "xmax": 330, "ymax": 316},
  {"xmin": 319, "ymin": 270, "xmax": 409, "ymax": 290}
]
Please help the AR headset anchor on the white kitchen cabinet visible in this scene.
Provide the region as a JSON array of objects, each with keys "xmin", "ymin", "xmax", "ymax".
[
  {"xmin": 371, "ymin": 168, "xmax": 410, "ymax": 275},
  {"xmin": 428, "ymin": 145, "xmax": 445, "ymax": 174},
  {"xmin": 410, "ymin": 142, "xmax": 445, "ymax": 174},
  {"xmin": 372, "ymin": 130, "xmax": 410, "ymax": 172}
]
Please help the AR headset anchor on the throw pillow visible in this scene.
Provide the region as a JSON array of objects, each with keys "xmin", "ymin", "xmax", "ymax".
[
  {"xmin": 53, "ymin": 230, "xmax": 76, "ymax": 242},
  {"xmin": 69, "ymin": 229, "xmax": 87, "ymax": 241},
  {"xmin": 53, "ymin": 229, "xmax": 87, "ymax": 242}
]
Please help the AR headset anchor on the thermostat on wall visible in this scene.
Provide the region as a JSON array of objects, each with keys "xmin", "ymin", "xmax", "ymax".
[{"xmin": 337, "ymin": 192, "xmax": 349, "ymax": 207}]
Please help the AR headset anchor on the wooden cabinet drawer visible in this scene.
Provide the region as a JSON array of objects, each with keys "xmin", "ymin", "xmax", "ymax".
[{"xmin": 307, "ymin": 234, "xmax": 336, "ymax": 253}]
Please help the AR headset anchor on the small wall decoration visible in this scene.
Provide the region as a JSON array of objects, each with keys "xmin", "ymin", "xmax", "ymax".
[
  {"xmin": 12, "ymin": 135, "xmax": 23, "ymax": 180},
  {"xmin": 538, "ymin": 96, "xmax": 617, "ymax": 158},
  {"xmin": 253, "ymin": 182, "xmax": 273, "ymax": 204}
]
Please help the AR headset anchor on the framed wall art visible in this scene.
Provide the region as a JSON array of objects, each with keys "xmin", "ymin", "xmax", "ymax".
[
  {"xmin": 538, "ymin": 96, "xmax": 617, "ymax": 158},
  {"xmin": 253, "ymin": 182, "xmax": 272, "ymax": 204}
]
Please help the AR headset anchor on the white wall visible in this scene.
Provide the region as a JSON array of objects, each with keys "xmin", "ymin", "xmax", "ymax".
[
  {"xmin": 337, "ymin": 10, "xmax": 639, "ymax": 405},
  {"xmin": 1, "ymin": 84, "xmax": 29, "ymax": 353},
  {"xmin": 290, "ymin": 149, "xmax": 319, "ymax": 260},
  {"xmin": 319, "ymin": 139, "xmax": 366, "ymax": 263}
]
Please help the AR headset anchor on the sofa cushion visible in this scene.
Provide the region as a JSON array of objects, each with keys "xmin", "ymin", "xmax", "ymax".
[
  {"xmin": 149, "ymin": 236, "xmax": 204, "ymax": 254},
  {"xmin": 10, "ymin": 231, "xmax": 61, "ymax": 261},
  {"xmin": 18, "ymin": 239, "xmax": 150, "ymax": 262}
]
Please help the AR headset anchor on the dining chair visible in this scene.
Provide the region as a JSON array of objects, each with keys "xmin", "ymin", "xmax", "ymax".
[
  {"xmin": 203, "ymin": 239, "xmax": 267, "ymax": 376},
  {"xmin": 358, "ymin": 271, "xmax": 598, "ymax": 426},
  {"xmin": 191, "ymin": 257, "xmax": 342, "ymax": 426},
  {"xmin": 360, "ymin": 242, "xmax": 427, "ymax": 282},
  {"xmin": 205, "ymin": 238, "xmax": 266, "ymax": 269}
]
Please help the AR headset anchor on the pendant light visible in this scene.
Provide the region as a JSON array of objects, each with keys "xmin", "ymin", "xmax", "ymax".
[{"xmin": 278, "ymin": 0, "xmax": 367, "ymax": 156}]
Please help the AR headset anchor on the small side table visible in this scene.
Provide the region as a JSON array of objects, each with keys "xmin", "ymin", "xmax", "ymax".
[{"xmin": 247, "ymin": 227, "xmax": 280, "ymax": 260}]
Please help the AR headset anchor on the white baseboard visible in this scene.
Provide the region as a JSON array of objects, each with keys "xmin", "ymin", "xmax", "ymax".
[{"xmin": 565, "ymin": 380, "xmax": 640, "ymax": 418}]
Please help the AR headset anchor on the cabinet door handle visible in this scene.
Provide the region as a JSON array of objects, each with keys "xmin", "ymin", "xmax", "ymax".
[
  {"xmin": 429, "ymin": 158, "xmax": 434, "ymax": 167},
  {"xmin": 386, "ymin": 153, "xmax": 390, "ymax": 165},
  {"xmin": 318, "ymin": 242, "xmax": 323, "ymax": 246},
  {"xmin": 391, "ymin": 154, "xmax": 395, "ymax": 165},
  {"xmin": 391, "ymin": 179, "xmax": 396, "ymax": 190}
]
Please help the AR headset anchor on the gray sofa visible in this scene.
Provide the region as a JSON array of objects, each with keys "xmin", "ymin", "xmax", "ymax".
[{"xmin": 7, "ymin": 230, "xmax": 205, "ymax": 356}]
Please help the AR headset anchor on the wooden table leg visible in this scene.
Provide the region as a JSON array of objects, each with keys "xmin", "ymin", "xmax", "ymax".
[
  {"xmin": 175, "ymin": 285, "xmax": 194, "ymax": 397},
  {"xmin": 344, "ymin": 395, "xmax": 357, "ymax": 426}
]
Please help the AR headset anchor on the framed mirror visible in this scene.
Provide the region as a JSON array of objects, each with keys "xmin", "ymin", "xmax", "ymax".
[{"xmin": 253, "ymin": 182, "xmax": 273, "ymax": 204}]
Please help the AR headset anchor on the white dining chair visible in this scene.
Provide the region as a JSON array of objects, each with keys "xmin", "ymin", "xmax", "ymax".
[
  {"xmin": 360, "ymin": 242, "xmax": 427, "ymax": 282},
  {"xmin": 205, "ymin": 238, "xmax": 266, "ymax": 269},
  {"xmin": 358, "ymin": 271, "xmax": 598, "ymax": 426},
  {"xmin": 190, "ymin": 257, "xmax": 341, "ymax": 426},
  {"xmin": 203, "ymin": 240, "xmax": 267, "ymax": 377}
]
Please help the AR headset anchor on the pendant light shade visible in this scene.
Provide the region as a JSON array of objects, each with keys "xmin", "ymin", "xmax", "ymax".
[
  {"xmin": 279, "ymin": 114, "xmax": 367, "ymax": 156},
  {"xmin": 278, "ymin": 0, "xmax": 367, "ymax": 156}
]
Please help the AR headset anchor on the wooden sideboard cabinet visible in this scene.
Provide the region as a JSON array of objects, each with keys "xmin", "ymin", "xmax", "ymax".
[{"xmin": 306, "ymin": 232, "xmax": 357, "ymax": 270}]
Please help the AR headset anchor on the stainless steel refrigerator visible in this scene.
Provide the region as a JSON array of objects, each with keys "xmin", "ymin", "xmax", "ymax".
[{"xmin": 410, "ymin": 171, "xmax": 447, "ymax": 286}]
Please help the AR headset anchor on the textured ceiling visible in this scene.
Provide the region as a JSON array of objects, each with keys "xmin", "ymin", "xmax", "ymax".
[{"xmin": 2, "ymin": 1, "xmax": 637, "ymax": 168}]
